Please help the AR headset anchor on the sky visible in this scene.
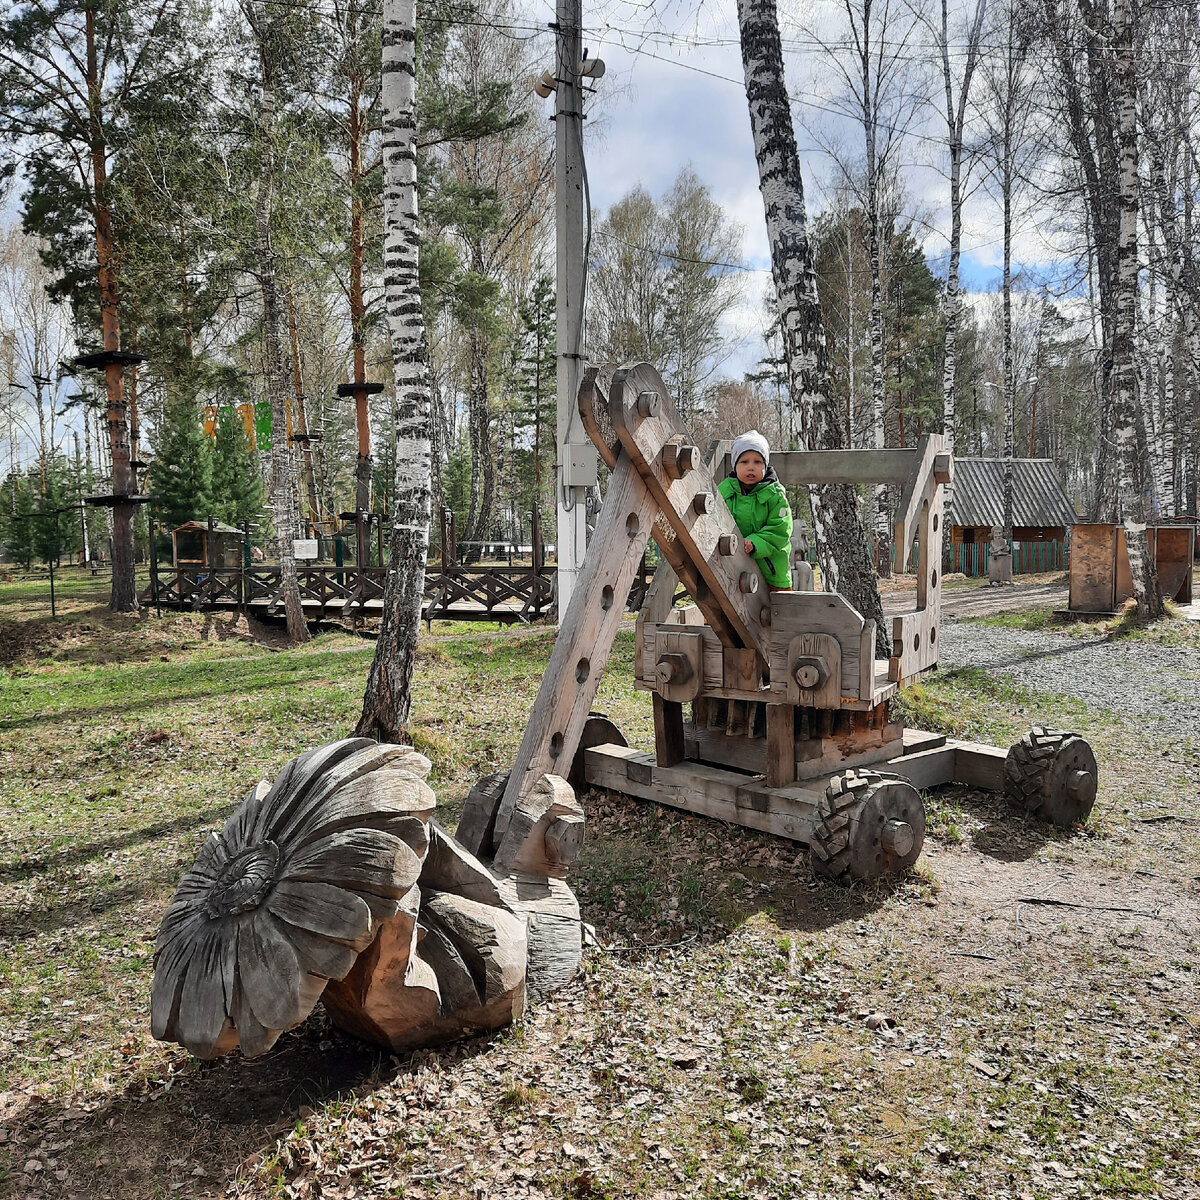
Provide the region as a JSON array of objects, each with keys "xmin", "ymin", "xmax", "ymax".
[
  {"xmin": 519, "ymin": 0, "xmax": 1077, "ymax": 378},
  {"xmin": 2, "ymin": 0, "xmax": 1077, "ymax": 470}
]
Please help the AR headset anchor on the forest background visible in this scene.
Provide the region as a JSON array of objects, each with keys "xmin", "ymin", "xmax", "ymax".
[{"xmin": 0, "ymin": 0, "xmax": 1196, "ymax": 573}]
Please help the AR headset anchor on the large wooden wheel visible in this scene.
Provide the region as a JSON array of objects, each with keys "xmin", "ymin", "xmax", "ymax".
[
  {"xmin": 1005, "ymin": 727, "xmax": 1098, "ymax": 827},
  {"xmin": 151, "ymin": 739, "xmax": 434, "ymax": 1059},
  {"xmin": 810, "ymin": 770, "xmax": 926, "ymax": 883}
]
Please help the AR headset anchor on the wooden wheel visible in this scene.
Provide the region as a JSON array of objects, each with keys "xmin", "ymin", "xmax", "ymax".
[
  {"xmin": 567, "ymin": 712, "xmax": 627, "ymax": 791},
  {"xmin": 809, "ymin": 770, "xmax": 925, "ymax": 883},
  {"xmin": 1004, "ymin": 727, "xmax": 1098, "ymax": 827}
]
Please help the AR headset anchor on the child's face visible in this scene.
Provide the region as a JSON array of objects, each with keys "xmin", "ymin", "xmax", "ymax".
[{"xmin": 735, "ymin": 451, "xmax": 766, "ymax": 486}]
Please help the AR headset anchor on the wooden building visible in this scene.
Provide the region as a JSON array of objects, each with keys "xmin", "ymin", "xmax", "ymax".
[
  {"xmin": 947, "ymin": 458, "xmax": 1076, "ymax": 574},
  {"xmin": 171, "ymin": 519, "xmax": 245, "ymax": 569}
]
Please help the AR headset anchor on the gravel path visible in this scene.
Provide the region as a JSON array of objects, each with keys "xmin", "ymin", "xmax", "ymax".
[{"xmin": 936, "ymin": 616, "xmax": 1200, "ymax": 751}]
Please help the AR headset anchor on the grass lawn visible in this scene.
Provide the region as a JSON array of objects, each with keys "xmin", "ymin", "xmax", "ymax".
[{"xmin": 1, "ymin": 571, "xmax": 1197, "ymax": 1199}]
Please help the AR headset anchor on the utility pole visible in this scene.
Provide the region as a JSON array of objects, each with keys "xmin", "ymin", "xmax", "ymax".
[{"xmin": 548, "ymin": 0, "xmax": 601, "ymax": 617}]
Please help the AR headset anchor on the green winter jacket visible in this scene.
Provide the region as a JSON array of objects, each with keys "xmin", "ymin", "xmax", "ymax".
[{"xmin": 717, "ymin": 467, "xmax": 793, "ymax": 588}]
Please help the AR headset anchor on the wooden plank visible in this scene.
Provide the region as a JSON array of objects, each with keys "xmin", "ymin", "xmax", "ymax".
[
  {"xmin": 495, "ymin": 457, "xmax": 656, "ymax": 842},
  {"xmin": 770, "ymin": 448, "xmax": 919, "ymax": 488},
  {"xmin": 784, "ymin": 633, "xmax": 841, "ymax": 707},
  {"xmin": 769, "ymin": 592, "xmax": 863, "ymax": 698},
  {"xmin": 1068, "ymin": 524, "xmax": 1116, "ymax": 612},
  {"xmin": 950, "ymin": 740, "xmax": 1008, "ymax": 791},
  {"xmin": 723, "ymin": 646, "xmax": 760, "ymax": 691},
  {"xmin": 889, "ymin": 440, "xmax": 944, "ymax": 684},
  {"xmin": 858, "ymin": 621, "xmax": 876, "ymax": 703},
  {"xmin": 766, "ymin": 704, "xmax": 796, "ymax": 788},
  {"xmin": 902, "ymin": 727, "xmax": 948, "ymax": 752},
  {"xmin": 886, "ymin": 745, "xmax": 957, "ymax": 790},
  {"xmin": 653, "ymin": 695, "xmax": 686, "ymax": 766},
  {"xmin": 892, "ymin": 434, "xmax": 945, "ymax": 570},
  {"xmin": 1154, "ymin": 526, "xmax": 1194, "ymax": 603},
  {"xmin": 656, "ymin": 630, "xmax": 704, "ymax": 702},
  {"xmin": 584, "ymin": 745, "xmax": 822, "ymax": 844},
  {"xmin": 606, "ymin": 363, "xmax": 770, "ymax": 665}
]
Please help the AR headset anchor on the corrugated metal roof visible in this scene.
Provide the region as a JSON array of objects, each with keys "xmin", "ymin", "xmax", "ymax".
[{"xmin": 948, "ymin": 458, "xmax": 1077, "ymax": 528}]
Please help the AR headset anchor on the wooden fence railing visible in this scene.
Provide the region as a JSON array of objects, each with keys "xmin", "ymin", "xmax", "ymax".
[{"xmin": 149, "ymin": 558, "xmax": 656, "ymax": 623}]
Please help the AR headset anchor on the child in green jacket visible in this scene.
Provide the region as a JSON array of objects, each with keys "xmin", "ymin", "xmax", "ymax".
[{"xmin": 717, "ymin": 430, "xmax": 793, "ymax": 589}]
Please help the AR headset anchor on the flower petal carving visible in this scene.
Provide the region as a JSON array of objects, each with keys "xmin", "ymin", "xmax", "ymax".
[{"xmin": 151, "ymin": 739, "xmax": 433, "ymax": 1059}]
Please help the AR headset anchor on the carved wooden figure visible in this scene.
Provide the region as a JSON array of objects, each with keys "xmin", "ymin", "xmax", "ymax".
[{"xmin": 153, "ymin": 739, "xmax": 586, "ymax": 1059}]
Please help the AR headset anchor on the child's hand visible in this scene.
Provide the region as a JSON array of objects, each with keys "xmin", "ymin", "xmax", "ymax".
[{"xmin": 743, "ymin": 538, "xmax": 754, "ymax": 555}]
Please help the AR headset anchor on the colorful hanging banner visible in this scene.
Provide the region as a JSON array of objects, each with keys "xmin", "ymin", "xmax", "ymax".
[
  {"xmin": 235, "ymin": 403, "xmax": 256, "ymax": 449},
  {"xmin": 254, "ymin": 400, "xmax": 273, "ymax": 451},
  {"xmin": 201, "ymin": 406, "xmax": 219, "ymax": 439}
]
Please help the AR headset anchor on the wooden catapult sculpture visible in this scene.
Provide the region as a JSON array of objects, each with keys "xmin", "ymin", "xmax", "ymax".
[
  {"xmin": 531, "ymin": 361, "xmax": 1099, "ymax": 882},
  {"xmin": 152, "ymin": 360, "xmax": 1097, "ymax": 1063}
]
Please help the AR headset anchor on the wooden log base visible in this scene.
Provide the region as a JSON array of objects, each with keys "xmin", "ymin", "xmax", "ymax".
[{"xmin": 681, "ymin": 717, "xmax": 943, "ymax": 782}]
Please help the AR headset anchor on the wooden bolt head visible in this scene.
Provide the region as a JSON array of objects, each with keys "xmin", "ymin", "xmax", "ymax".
[
  {"xmin": 717, "ymin": 533, "xmax": 738, "ymax": 556},
  {"xmin": 636, "ymin": 390, "xmax": 661, "ymax": 417},
  {"xmin": 738, "ymin": 571, "xmax": 759, "ymax": 594},
  {"xmin": 692, "ymin": 491, "xmax": 714, "ymax": 515},
  {"xmin": 759, "ymin": 604, "xmax": 772, "ymax": 627},
  {"xmin": 675, "ymin": 444, "xmax": 700, "ymax": 475},
  {"xmin": 655, "ymin": 652, "xmax": 691, "ymax": 687},
  {"xmin": 791, "ymin": 655, "xmax": 829, "ymax": 689},
  {"xmin": 880, "ymin": 819, "xmax": 915, "ymax": 857}
]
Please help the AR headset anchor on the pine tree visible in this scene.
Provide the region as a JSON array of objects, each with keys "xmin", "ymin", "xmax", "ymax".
[
  {"xmin": 211, "ymin": 406, "xmax": 265, "ymax": 529},
  {"xmin": 509, "ymin": 273, "xmax": 556, "ymax": 523},
  {"xmin": 0, "ymin": 474, "xmax": 37, "ymax": 568},
  {"xmin": 152, "ymin": 393, "xmax": 214, "ymax": 531}
]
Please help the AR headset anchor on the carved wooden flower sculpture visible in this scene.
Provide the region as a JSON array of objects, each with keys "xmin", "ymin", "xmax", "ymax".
[{"xmin": 152, "ymin": 738, "xmax": 434, "ymax": 1059}]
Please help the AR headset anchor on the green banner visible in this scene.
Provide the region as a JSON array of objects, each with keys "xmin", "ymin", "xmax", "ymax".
[{"xmin": 254, "ymin": 400, "xmax": 273, "ymax": 451}]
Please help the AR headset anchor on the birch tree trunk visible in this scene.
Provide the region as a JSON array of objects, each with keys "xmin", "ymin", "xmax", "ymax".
[
  {"xmin": 356, "ymin": 0, "xmax": 433, "ymax": 740},
  {"xmin": 252, "ymin": 50, "xmax": 309, "ymax": 646},
  {"xmin": 1110, "ymin": 0, "xmax": 1161, "ymax": 616},
  {"xmin": 737, "ymin": 0, "xmax": 888, "ymax": 655},
  {"xmin": 936, "ymin": 0, "xmax": 985, "ymax": 557}
]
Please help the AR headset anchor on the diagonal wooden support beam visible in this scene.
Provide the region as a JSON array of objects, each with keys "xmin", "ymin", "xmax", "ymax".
[
  {"xmin": 494, "ymin": 455, "xmax": 657, "ymax": 845},
  {"xmin": 604, "ymin": 363, "xmax": 771, "ymax": 670}
]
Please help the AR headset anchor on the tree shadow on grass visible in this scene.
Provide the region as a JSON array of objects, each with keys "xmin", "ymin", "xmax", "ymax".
[
  {"xmin": 0, "ymin": 1006, "xmax": 503, "ymax": 1200},
  {"xmin": 572, "ymin": 789, "xmax": 907, "ymax": 958},
  {"xmin": 925, "ymin": 784, "xmax": 1051, "ymax": 865},
  {"xmin": 0, "ymin": 803, "xmax": 233, "ymax": 887}
]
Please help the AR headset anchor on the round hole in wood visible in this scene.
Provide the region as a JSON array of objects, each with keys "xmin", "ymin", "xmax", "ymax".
[
  {"xmin": 931, "ymin": 569, "xmax": 938, "ymax": 589},
  {"xmin": 930, "ymin": 626, "xmax": 937, "ymax": 644},
  {"xmin": 549, "ymin": 732, "xmax": 564, "ymax": 759},
  {"xmin": 914, "ymin": 632, "xmax": 921, "ymax": 650},
  {"xmin": 575, "ymin": 657, "xmax": 591, "ymax": 683},
  {"xmin": 601, "ymin": 584, "xmax": 614, "ymax": 610},
  {"xmin": 933, "ymin": 513, "xmax": 939, "ymax": 532},
  {"xmin": 625, "ymin": 513, "xmax": 640, "ymax": 538}
]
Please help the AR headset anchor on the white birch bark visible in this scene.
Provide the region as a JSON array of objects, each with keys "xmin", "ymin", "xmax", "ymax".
[
  {"xmin": 357, "ymin": 0, "xmax": 433, "ymax": 739},
  {"xmin": 737, "ymin": 0, "xmax": 888, "ymax": 654},
  {"xmin": 1110, "ymin": 0, "xmax": 1161, "ymax": 616},
  {"xmin": 935, "ymin": 0, "xmax": 986, "ymax": 547}
]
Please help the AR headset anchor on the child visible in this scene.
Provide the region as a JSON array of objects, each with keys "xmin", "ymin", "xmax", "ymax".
[{"xmin": 717, "ymin": 430, "xmax": 793, "ymax": 590}]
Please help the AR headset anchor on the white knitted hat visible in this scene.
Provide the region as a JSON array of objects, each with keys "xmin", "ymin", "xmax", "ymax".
[{"xmin": 732, "ymin": 429, "xmax": 770, "ymax": 466}]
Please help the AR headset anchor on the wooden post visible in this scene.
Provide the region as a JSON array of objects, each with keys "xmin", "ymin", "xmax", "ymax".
[
  {"xmin": 653, "ymin": 694, "xmax": 686, "ymax": 767},
  {"xmin": 495, "ymin": 457, "xmax": 657, "ymax": 842},
  {"xmin": 766, "ymin": 704, "xmax": 796, "ymax": 787}
]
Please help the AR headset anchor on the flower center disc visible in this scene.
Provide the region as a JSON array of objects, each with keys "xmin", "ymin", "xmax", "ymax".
[{"xmin": 206, "ymin": 841, "xmax": 281, "ymax": 918}]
